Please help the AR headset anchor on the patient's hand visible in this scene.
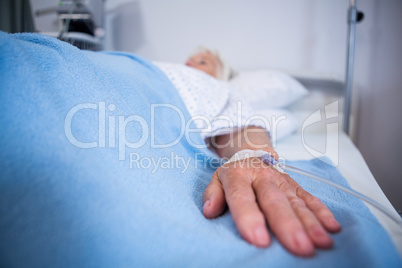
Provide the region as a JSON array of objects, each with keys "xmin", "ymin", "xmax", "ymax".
[{"xmin": 202, "ymin": 157, "xmax": 341, "ymax": 257}]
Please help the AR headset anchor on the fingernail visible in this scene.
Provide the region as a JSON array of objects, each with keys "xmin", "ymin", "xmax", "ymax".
[
  {"xmin": 253, "ymin": 226, "xmax": 269, "ymax": 247},
  {"xmin": 312, "ymin": 226, "xmax": 326, "ymax": 237},
  {"xmin": 332, "ymin": 219, "xmax": 340, "ymax": 227},
  {"xmin": 294, "ymin": 231, "xmax": 313, "ymax": 252},
  {"xmin": 203, "ymin": 200, "xmax": 211, "ymax": 213},
  {"xmin": 329, "ymin": 218, "xmax": 341, "ymax": 231}
]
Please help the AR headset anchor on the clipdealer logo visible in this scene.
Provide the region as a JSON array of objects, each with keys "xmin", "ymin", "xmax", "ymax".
[
  {"xmin": 63, "ymin": 101, "xmax": 290, "ymax": 164},
  {"xmin": 301, "ymin": 101, "xmax": 339, "ymax": 166},
  {"xmin": 65, "ymin": 100, "xmax": 340, "ymax": 169},
  {"xmin": 64, "ymin": 102, "xmax": 191, "ymax": 160}
]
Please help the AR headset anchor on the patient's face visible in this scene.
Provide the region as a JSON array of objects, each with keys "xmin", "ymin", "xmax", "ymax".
[{"xmin": 185, "ymin": 52, "xmax": 221, "ymax": 78}]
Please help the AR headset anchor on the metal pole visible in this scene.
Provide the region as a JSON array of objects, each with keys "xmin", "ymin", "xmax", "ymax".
[{"xmin": 343, "ymin": 0, "xmax": 358, "ymax": 134}]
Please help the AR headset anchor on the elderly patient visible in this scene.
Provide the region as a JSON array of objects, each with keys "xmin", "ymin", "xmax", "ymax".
[{"xmin": 171, "ymin": 47, "xmax": 341, "ymax": 257}]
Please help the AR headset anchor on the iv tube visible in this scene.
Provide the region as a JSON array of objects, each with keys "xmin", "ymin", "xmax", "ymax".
[
  {"xmin": 258, "ymin": 154, "xmax": 402, "ymax": 225},
  {"xmin": 282, "ymin": 164, "xmax": 401, "ymax": 225}
]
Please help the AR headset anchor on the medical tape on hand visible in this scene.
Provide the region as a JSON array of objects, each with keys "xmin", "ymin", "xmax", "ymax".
[{"xmin": 224, "ymin": 149, "xmax": 286, "ymax": 174}]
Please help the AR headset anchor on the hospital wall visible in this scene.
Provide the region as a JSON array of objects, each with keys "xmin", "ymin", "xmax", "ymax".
[
  {"xmin": 354, "ymin": 0, "xmax": 402, "ymax": 212},
  {"xmin": 31, "ymin": 0, "xmax": 402, "ymax": 211}
]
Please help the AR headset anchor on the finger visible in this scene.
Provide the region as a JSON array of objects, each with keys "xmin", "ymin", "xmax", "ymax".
[
  {"xmin": 221, "ymin": 172, "xmax": 270, "ymax": 248},
  {"xmin": 203, "ymin": 171, "xmax": 226, "ymax": 219},
  {"xmin": 253, "ymin": 175, "xmax": 315, "ymax": 256},
  {"xmin": 288, "ymin": 194, "xmax": 334, "ymax": 249},
  {"xmin": 296, "ymin": 187, "xmax": 341, "ymax": 233}
]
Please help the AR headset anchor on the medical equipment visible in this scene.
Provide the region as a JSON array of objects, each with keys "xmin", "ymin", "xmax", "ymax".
[
  {"xmin": 35, "ymin": 0, "xmax": 105, "ymax": 50},
  {"xmin": 259, "ymin": 152, "xmax": 402, "ymax": 225},
  {"xmin": 343, "ymin": 0, "xmax": 364, "ymax": 134}
]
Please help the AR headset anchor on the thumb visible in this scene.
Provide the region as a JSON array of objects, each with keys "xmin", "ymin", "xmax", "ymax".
[{"xmin": 203, "ymin": 170, "xmax": 226, "ymax": 219}]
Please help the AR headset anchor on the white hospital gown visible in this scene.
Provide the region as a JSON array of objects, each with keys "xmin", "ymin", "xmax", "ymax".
[{"xmin": 154, "ymin": 62, "xmax": 267, "ymax": 140}]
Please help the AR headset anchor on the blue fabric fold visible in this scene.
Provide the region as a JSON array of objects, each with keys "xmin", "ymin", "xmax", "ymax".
[{"xmin": 0, "ymin": 32, "xmax": 400, "ymax": 267}]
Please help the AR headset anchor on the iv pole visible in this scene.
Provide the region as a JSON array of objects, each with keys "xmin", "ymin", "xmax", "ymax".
[{"xmin": 343, "ymin": 0, "xmax": 364, "ymax": 134}]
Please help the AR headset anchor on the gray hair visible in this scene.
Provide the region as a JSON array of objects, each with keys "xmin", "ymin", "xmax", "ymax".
[{"xmin": 190, "ymin": 46, "xmax": 234, "ymax": 80}]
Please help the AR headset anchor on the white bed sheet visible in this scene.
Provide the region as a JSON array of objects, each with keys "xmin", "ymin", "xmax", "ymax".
[{"xmin": 275, "ymin": 129, "xmax": 402, "ymax": 254}]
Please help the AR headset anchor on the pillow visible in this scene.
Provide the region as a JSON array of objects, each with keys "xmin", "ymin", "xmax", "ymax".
[{"xmin": 229, "ymin": 70, "xmax": 309, "ymax": 109}]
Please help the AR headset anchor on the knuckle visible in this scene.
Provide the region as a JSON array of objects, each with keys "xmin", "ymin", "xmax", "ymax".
[
  {"xmin": 277, "ymin": 180, "xmax": 291, "ymax": 192},
  {"xmin": 288, "ymin": 196, "xmax": 306, "ymax": 208},
  {"xmin": 226, "ymin": 187, "xmax": 254, "ymax": 202},
  {"xmin": 203, "ymin": 186, "xmax": 215, "ymax": 201},
  {"xmin": 219, "ymin": 167, "xmax": 252, "ymax": 184},
  {"xmin": 296, "ymin": 186, "xmax": 306, "ymax": 196},
  {"xmin": 307, "ymin": 195, "xmax": 322, "ymax": 206},
  {"xmin": 289, "ymin": 178, "xmax": 300, "ymax": 188},
  {"xmin": 298, "ymin": 187, "xmax": 322, "ymax": 205},
  {"xmin": 316, "ymin": 207, "xmax": 332, "ymax": 217},
  {"xmin": 259, "ymin": 190, "xmax": 286, "ymax": 205}
]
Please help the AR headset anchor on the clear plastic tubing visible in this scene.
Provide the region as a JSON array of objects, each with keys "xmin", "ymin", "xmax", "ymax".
[{"xmin": 259, "ymin": 154, "xmax": 402, "ymax": 225}]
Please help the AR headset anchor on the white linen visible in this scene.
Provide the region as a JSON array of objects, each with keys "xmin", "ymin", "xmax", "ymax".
[
  {"xmin": 154, "ymin": 62, "xmax": 265, "ymax": 139},
  {"xmin": 155, "ymin": 62, "xmax": 298, "ymax": 141},
  {"xmin": 153, "ymin": 62, "xmax": 229, "ymax": 124}
]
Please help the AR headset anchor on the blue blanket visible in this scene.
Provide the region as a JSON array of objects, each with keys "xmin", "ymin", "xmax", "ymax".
[{"xmin": 0, "ymin": 32, "xmax": 400, "ymax": 267}]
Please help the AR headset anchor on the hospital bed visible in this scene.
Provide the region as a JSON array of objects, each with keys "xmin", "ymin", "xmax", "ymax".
[{"xmin": 0, "ymin": 32, "xmax": 401, "ymax": 267}]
